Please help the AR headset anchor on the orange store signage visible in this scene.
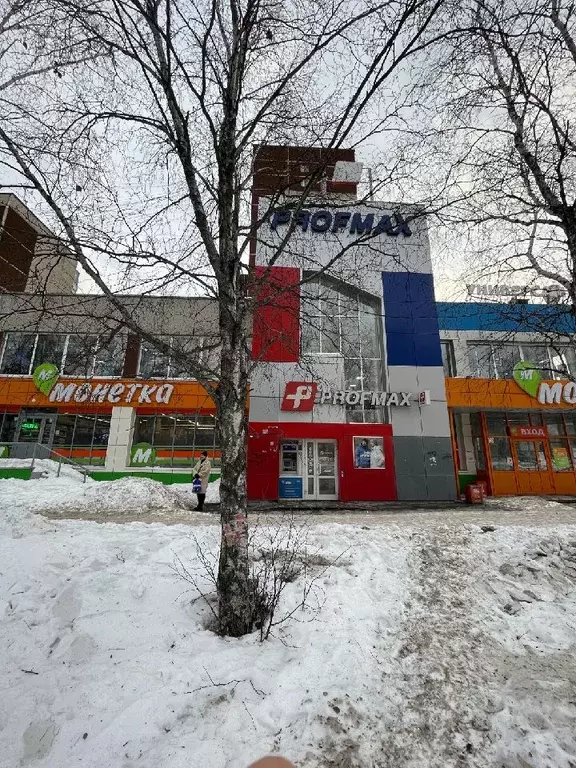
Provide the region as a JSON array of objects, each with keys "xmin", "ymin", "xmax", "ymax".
[
  {"xmin": 445, "ymin": 378, "xmax": 576, "ymax": 410},
  {"xmin": 0, "ymin": 369, "xmax": 215, "ymax": 411}
]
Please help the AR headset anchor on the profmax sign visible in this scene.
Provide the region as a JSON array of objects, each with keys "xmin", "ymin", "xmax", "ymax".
[
  {"xmin": 270, "ymin": 209, "xmax": 412, "ymax": 237},
  {"xmin": 514, "ymin": 361, "xmax": 576, "ymax": 405},
  {"xmin": 32, "ymin": 363, "xmax": 174, "ymax": 405},
  {"xmin": 281, "ymin": 382, "xmax": 429, "ymax": 411}
]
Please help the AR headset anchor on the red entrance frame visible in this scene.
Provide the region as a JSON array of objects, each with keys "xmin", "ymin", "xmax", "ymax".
[{"xmin": 247, "ymin": 421, "xmax": 397, "ymax": 501}]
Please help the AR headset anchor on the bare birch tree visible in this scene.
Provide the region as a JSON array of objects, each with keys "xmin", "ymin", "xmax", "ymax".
[
  {"xmin": 420, "ymin": 0, "xmax": 576, "ymax": 316},
  {"xmin": 0, "ymin": 0, "xmax": 448, "ymax": 635}
]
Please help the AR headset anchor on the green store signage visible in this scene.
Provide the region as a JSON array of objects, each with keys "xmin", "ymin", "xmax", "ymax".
[
  {"xmin": 33, "ymin": 362, "xmax": 60, "ymax": 395},
  {"xmin": 513, "ymin": 361, "xmax": 576, "ymax": 405},
  {"xmin": 130, "ymin": 443, "xmax": 157, "ymax": 466}
]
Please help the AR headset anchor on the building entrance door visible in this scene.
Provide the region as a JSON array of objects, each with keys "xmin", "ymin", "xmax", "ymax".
[
  {"xmin": 304, "ymin": 440, "xmax": 338, "ymax": 501},
  {"xmin": 511, "ymin": 438, "xmax": 554, "ymax": 494},
  {"xmin": 12, "ymin": 410, "xmax": 57, "ymax": 458}
]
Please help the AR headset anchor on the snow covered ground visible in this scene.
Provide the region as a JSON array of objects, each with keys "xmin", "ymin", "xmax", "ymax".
[{"xmin": 1, "ymin": 475, "xmax": 576, "ymax": 768}]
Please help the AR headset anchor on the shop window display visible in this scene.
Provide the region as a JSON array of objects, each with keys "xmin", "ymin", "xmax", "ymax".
[
  {"xmin": 132, "ymin": 413, "xmax": 219, "ymax": 467},
  {"xmin": 52, "ymin": 412, "xmax": 111, "ymax": 465},
  {"xmin": 353, "ymin": 436, "xmax": 385, "ymax": 469}
]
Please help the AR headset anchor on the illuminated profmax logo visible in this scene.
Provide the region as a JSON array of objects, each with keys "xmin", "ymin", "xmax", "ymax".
[{"xmin": 269, "ymin": 209, "xmax": 412, "ymax": 237}]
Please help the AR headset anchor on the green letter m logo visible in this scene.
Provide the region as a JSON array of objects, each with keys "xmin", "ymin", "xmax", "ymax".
[{"xmin": 130, "ymin": 443, "xmax": 156, "ymax": 466}]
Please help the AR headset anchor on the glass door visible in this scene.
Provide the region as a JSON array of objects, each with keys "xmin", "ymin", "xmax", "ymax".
[
  {"xmin": 511, "ymin": 439, "xmax": 553, "ymax": 494},
  {"xmin": 14, "ymin": 411, "xmax": 57, "ymax": 458},
  {"xmin": 304, "ymin": 440, "xmax": 338, "ymax": 501}
]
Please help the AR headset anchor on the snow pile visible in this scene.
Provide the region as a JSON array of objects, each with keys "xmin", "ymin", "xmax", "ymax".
[
  {"xmin": 0, "ymin": 474, "xmax": 222, "ymax": 530},
  {"xmin": 0, "ymin": 457, "xmax": 91, "ymax": 483},
  {"xmin": 0, "ymin": 519, "xmax": 411, "ymax": 768},
  {"xmin": 204, "ymin": 477, "xmax": 220, "ymax": 504},
  {"xmin": 1, "ymin": 488, "xmax": 576, "ymax": 767}
]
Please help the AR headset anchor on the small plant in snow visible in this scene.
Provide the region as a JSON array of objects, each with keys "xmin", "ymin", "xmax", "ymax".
[{"xmin": 172, "ymin": 517, "xmax": 344, "ymax": 641}]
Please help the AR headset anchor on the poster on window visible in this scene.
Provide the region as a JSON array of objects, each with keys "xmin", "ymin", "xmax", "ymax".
[
  {"xmin": 552, "ymin": 445, "xmax": 571, "ymax": 471},
  {"xmin": 353, "ymin": 437, "xmax": 385, "ymax": 469}
]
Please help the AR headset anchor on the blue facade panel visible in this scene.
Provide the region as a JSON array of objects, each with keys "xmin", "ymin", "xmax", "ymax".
[
  {"xmin": 383, "ymin": 272, "xmax": 443, "ymax": 366},
  {"xmin": 436, "ymin": 301, "xmax": 576, "ymax": 333}
]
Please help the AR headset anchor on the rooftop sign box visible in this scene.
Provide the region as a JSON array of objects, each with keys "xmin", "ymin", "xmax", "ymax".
[
  {"xmin": 269, "ymin": 209, "xmax": 412, "ymax": 237},
  {"xmin": 467, "ymin": 284, "xmax": 565, "ymax": 303}
]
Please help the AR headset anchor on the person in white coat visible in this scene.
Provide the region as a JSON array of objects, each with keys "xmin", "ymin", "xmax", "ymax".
[
  {"xmin": 192, "ymin": 451, "xmax": 212, "ymax": 511},
  {"xmin": 369, "ymin": 441, "xmax": 385, "ymax": 469}
]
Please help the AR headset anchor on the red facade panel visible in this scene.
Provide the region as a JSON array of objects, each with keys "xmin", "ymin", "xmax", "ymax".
[
  {"xmin": 247, "ymin": 421, "xmax": 397, "ymax": 501},
  {"xmin": 251, "ymin": 266, "xmax": 300, "ymax": 362}
]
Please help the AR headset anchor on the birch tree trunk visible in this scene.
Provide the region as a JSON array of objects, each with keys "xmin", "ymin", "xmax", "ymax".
[{"xmin": 216, "ymin": 303, "xmax": 251, "ymax": 637}]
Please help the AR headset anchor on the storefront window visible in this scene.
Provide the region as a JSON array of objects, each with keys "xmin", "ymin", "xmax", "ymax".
[
  {"xmin": 469, "ymin": 412, "xmax": 482, "ymax": 437},
  {"xmin": 94, "ymin": 336, "xmax": 126, "ymax": 377},
  {"xmin": 153, "ymin": 416, "xmax": 176, "ymax": 447},
  {"xmin": 515, "ymin": 441, "xmax": 539, "ymax": 471},
  {"xmin": 550, "ymin": 439, "xmax": 573, "ymax": 471},
  {"xmin": 195, "ymin": 416, "xmax": 216, "ymax": 448},
  {"xmin": 74, "ymin": 415, "xmax": 96, "ymax": 446},
  {"xmin": 441, "ymin": 341, "xmax": 456, "ymax": 376},
  {"xmin": 489, "ymin": 437, "xmax": 513, "ymax": 470},
  {"xmin": 507, "ymin": 412, "xmax": 530, "ymax": 429},
  {"xmin": 0, "ymin": 413, "xmax": 18, "ymax": 444},
  {"xmin": 542, "ymin": 413, "xmax": 565, "ymax": 436},
  {"xmin": 472, "ymin": 436, "xmax": 486, "ymax": 470},
  {"xmin": 51, "ymin": 412, "xmax": 110, "ymax": 465},
  {"xmin": 132, "ymin": 413, "xmax": 219, "ymax": 467},
  {"xmin": 173, "ymin": 416, "xmax": 196, "ymax": 447},
  {"xmin": 138, "ymin": 338, "xmax": 171, "ymax": 378},
  {"xmin": 53, "ymin": 414, "xmax": 76, "ymax": 446},
  {"xmin": 353, "ymin": 437, "xmax": 385, "ymax": 468},
  {"xmin": 302, "ymin": 273, "xmax": 383, "ymax": 424},
  {"xmin": 63, "ymin": 335, "xmax": 98, "ymax": 376},
  {"xmin": 564, "ymin": 413, "xmax": 576, "ymax": 434},
  {"xmin": 485, "ymin": 412, "xmax": 507, "ymax": 435},
  {"xmin": 0, "ymin": 333, "xmax": 36, "ymax": 374},
  {"xmin": 93, "ymin": 417, "xmax": 110, "ymax": 446},
  {"xmin": 32, "ymin": 335, "xmax": 66, "ymax": 370}
]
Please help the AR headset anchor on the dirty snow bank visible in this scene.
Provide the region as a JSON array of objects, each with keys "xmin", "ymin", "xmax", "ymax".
[
  {"xmin": 1, "ymin": 487, "xmax": 576, "ymax": 767},
  {"xmin": 0, "ymin": 519, "xmax": 410, "ymax": 768},
  {"xmin": 0, "ymin": 473, "xmax": 220, "ymax": 530}
]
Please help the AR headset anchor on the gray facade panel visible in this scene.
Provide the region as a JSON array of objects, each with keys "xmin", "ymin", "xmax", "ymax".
[
  {"xmin": 393, "ymin": 435, "xmax": 455, "ymax": 500},
  {"xmin": 393, "ymin": 435, "xmax": 424, "ymax": 474},
  {"xmin": 426, "ymin": 475, "xmax": 458, "ymax": 501},
  {"xmin": 421, "ymin": 436, "xmax": 454, "ymax": 475},
  {"xmin": 396, "ymin": 474, "xmax": 428, "ymax": 501}
]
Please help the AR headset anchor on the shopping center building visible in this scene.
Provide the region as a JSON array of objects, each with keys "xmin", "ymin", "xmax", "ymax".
[
  {"xmin": 1, "ymin": 147, "xmax": 576, "ymax": 499},
  {"xmin": 439, "ymin": 302, "xmax": 576, "ymax": 496}
]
